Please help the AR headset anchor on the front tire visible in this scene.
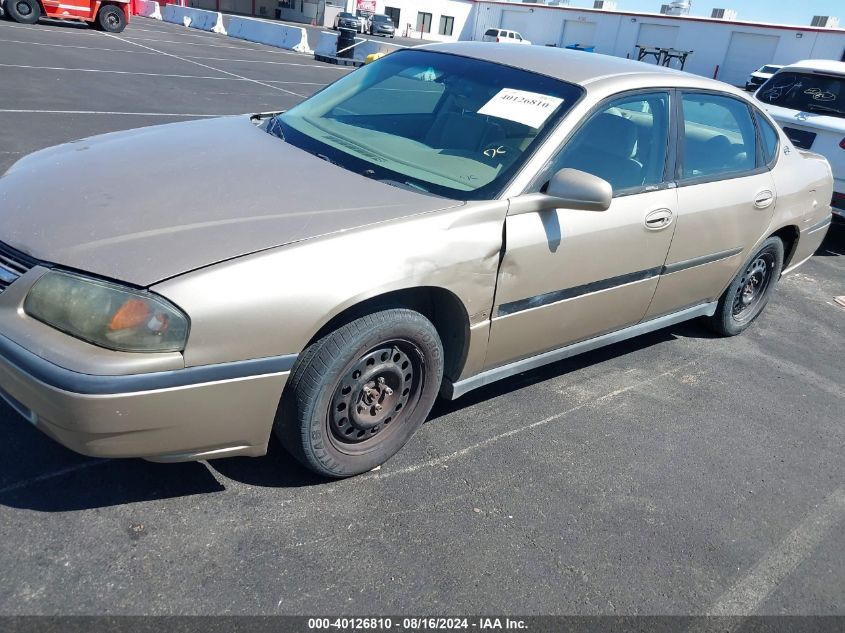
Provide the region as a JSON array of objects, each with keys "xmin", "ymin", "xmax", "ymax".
[
  {"xmin": 275, "ymin": 309, "xmax": 444, "ymax": 478},
  {"xmin": 7, "ymin": 0, "xmax": 41, "ymax": 24},
  {"xmin": 707, "ymin": 237, "xmax": 784, "ymax": 336},
  {"xmin": 96, "ymin": 4, "xmax": 126, "ymax": 33}
]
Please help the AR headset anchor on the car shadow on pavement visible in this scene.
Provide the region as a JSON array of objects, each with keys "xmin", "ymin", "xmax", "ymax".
[
  {"xmin": 427, "ymin": 323, "xmax": 707, "ymax": 422},
  {"xmin": 0, "ymin": 320, "xmax": 721, "ymax": 506},
  {"xmin": 0, "ymin": 402, "xmax": 227, "ymax": 511},
  {"xmin": 208, "ymin": 441, "xmax": 329, "ymax": 488}
]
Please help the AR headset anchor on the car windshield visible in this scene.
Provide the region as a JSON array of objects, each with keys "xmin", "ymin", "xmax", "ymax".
[
  {"xmin": 757, "ymin": 71, "xmax": 845, "ymax": 118},
  {"xmin": 373, "ymin": 15, "xmax": 390, "ymax": 22},
  {"xmin": 759, "ymin": 65, "xmax": 780, "ymax": 74},
  {"xmin": 339, "ymin": 12, "xmax": 354, "ymax": 18},
  {"xmin": 274, "ymin": 50, "xmax": 583, "ymax": 200}
]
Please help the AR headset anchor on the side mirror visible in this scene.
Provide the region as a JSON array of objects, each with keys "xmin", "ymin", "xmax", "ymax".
[{"xmin": 508, "ymin": 168, "xmax": 613, "ymax": 216}]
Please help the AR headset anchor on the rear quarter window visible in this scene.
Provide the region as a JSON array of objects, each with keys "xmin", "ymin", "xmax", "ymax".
[{"xmin": 755, "ymin": 111, "xmax": 780, "ymax": 166}]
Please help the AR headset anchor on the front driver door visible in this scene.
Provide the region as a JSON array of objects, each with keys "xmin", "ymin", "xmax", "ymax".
[{"xmin": 484, "ymin": 91, "xmax": 679, "ymax": 369}]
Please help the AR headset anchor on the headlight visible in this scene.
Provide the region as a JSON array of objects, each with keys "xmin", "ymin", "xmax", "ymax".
[{"xmin": 24, "ymin": 271, "xmax": 189, "ymax": 353}]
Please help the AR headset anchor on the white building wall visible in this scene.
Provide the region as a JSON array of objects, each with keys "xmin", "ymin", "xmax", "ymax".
[
  {"xmin": 462, "ymin": 3, "xmax": 845, "ymax": 86},
  {"xmin": 363, "ymin": 0, "xmax": 473, "ymax": 41}
]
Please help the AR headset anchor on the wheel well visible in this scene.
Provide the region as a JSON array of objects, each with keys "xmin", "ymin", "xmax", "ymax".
[
  {"xmin": 770, "ymin": 225, "xmax": 800, "ymax": 269},
  {"xmin": 305, "ymin": 287, "xmax": 471, "ymax": 383}
]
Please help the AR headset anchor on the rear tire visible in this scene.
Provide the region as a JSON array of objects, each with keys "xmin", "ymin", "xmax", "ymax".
[
  {"xmin": 707, "ymin": 237, "xmax": 784, "ymax": 336},
  {"xmin": 275, "ymin": 309, "xmax": 444, "ymax": 478},
  {"xmin": 7, "ymin": 0, "xmax": 41, "ymax": 24},
  {"xmin": 96, "ymin": 4, "xmax": 125, "ymax": 33}
]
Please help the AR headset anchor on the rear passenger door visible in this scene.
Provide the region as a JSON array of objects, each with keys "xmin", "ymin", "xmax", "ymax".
[{"xmin": 646, "ymin": 91, "xmax": 777, "ymax": 318}]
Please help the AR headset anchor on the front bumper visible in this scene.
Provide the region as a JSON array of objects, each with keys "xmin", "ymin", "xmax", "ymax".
[
  {"xmin": 373, "ymin": 26, "xmax": 394, "ymax": 35},
  {"xmin": 0, "ymin": 332, "xmax": 294, "ymax": 462}
]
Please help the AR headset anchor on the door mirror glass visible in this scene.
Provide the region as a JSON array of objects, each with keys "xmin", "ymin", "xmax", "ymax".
[{"xmin": 509, "ymin": 168, "xmax": 612, "ymax": 215}]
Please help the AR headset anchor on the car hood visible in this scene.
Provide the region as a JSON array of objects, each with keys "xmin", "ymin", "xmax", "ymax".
[{"xmin": 0, "ymin": 116, "xmax": 459, "ymax": 287}]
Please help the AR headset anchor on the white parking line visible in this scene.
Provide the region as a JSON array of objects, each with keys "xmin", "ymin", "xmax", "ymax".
[
  {"xmin": 101, "ymin": 32, "xmax": 307, "ymax": 98},
  {"xmin": 0, "ymin": 62, "xmax": 327, "ymax": 85},
  {"xmin": 0, "ymin": 38, "xmax": 345, "ymax": 71},
  {"xmin": 120, "ymin": 34, "xmax": 303, "ymax": 56},
  {"xmin": 0, "ymin": 459, "xmax": 108, "ymax": 496},
  {"xmin": 0, "ymin": 109, "xmax": 226, "ymax": 117},
  {"xmin": 0, "ymin": 62, "xmax": 257, "ymax": 81},
  {"xmin": 0, "ymin": 37, "xmax": 161, "ymax": 55},
  {"xmin": 181, "ymin": 54, "xmax": 351, "ymax": 71},
  {"xmin": 366, "ymin": 361, "xmax": 702, "ymax": 482},
  {"xmin": 698, "ymin": 486, "xmax": 845, "ymax": 621}
]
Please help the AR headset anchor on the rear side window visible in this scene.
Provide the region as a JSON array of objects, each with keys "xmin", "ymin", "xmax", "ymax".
[
  {"xmin": 756, "ymin": 111, "xmax": 780, "ymax": 166},
  {"xmin": 681, "ymin": 93, "xmax": 758, "ymax": 180},
  {"xmin": 757, "ymin": 71, "xmax": 845, "ymax": 119}
]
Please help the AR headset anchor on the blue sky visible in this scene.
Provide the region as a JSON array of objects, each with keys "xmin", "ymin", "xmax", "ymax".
[{"xmin": 572, "ymin": 1, "xmax": 842, "ymax": 26}]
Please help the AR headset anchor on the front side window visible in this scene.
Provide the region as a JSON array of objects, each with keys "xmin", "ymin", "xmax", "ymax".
[
  {"xmin": 534, "ymin": 92, "xmax": 670, "ymax": 194},
  {"xmin": 757, "ymin": 71, "xmax": 845, "ymax": 118},
  {"xmin": 681, "ymin": 93, "xmax": 757, "ymax": 180},
  {"xmin": 276, "ymin": 50, "xmax": 584, "ymax": 200}
]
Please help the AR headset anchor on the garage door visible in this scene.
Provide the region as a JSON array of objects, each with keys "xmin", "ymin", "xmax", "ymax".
[
  {"xmin": 560, "ymin": 20, "xmax": 596, "ymax": 49},
  {"xmin": 719, "ymin": 32, "xmax": 781, "ymax": 87},
  {"xmin": 635, "ymin": 23, "xmax": 679, "ymax": 50},
  {"xmin": 500, "ymin": 10, "xmax": 532, "ymax": 37}
]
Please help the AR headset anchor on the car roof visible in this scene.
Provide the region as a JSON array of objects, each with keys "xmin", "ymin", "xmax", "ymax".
[
  {"xmin": 421, "ymin": 42, "xmax": 737, "ymax": 92},
  {"xmin": 780, "ymin": 59, "xmax": 845, "ymax": 76}
]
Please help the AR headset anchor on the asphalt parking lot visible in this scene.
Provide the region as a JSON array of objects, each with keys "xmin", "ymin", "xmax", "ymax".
[{"xmin": 0, "ymin": 16, "xmax": 844, "ymax": 618}]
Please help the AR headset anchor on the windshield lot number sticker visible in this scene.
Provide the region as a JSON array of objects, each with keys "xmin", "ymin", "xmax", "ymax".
[{"xmin": 478, "ymin": 89, "xmax": 564, "ymax": 128}]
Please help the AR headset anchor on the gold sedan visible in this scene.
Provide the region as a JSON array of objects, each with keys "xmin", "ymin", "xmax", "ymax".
[{"xmin": 0, "ymin": 43, "xmax": 833, "ymax": 477}]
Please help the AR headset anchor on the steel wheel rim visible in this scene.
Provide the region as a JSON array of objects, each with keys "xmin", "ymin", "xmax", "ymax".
[
  {"xmin": 732, "ymin": 252, "xmax": 774, "ymax": 322},
  {"xmin": 16, "ymin": 1, "xmax": 32, "ymax": 16},
  {"xmin": 327, "ymin": 339, "xmax": 424, "ymax": 455},
  {"xmin": 105, "ymin": 10, "xmax": 119, "ymax": 27}
]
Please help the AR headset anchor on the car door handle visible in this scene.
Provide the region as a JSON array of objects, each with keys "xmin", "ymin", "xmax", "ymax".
[
  {"xmin": 754, "ymin": 190, "xmax": 775, "ymax": 209},
  {"xmin": 644, "ymin": 208, "xmax": 674, "ymax": 230}
]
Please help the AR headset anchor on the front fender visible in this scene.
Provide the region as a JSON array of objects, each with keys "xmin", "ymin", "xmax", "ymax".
[{"xmin": 153, "ymin": 200, "xmax": 508, "ymax": 372}]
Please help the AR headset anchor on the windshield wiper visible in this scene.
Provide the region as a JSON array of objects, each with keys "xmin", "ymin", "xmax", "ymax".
[
  {"xmin": 806, "ymin": 104, "xmax": 845, "ymax": 116},
  {"xmin": 264, "ymin": 116, "xmax": 285, "ymax": 141},
  {"xmin": 362, "ymin": 171, "xmax": 430, "ymax": 194}
]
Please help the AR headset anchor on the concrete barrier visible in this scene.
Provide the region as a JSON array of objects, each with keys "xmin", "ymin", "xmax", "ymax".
[
  {"xmin": 136, "ymin": 0, "xmax": 162, "ymax": 20},
  {"xmin": 162, "ymin": 4, "xmax": 226, "ymax": 34},
  {"xmin": 227, "ymin": 16, "xmax": 312, "ymax": 54},
  {"xmin": 352, "ymin": 39, "xmax": 403, "ymax": 63},
  {"xmin": 313, "ymin": 31, "xmax": 403, "ymax": 66},
  {"xmin": 314, "ymin": 31, "xmax": 339, "ymax": 58}
]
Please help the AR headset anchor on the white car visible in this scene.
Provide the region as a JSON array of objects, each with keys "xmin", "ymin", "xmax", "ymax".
[
  {"xmin": 745, "ymin": 64, "xmax": 783, "ymax": 92},
  {"xmin": 482, "ymin": 28, "xmax": 531, "ymax": 45},
  {"xmin": 755, "ymin": 60, "xmax": 845, "ymax": 218}
]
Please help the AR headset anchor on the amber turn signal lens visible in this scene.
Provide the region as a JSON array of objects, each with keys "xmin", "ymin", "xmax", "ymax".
[{"xmin": 109, "ymin": 298, "xmax": 151, "ymax": 331}]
